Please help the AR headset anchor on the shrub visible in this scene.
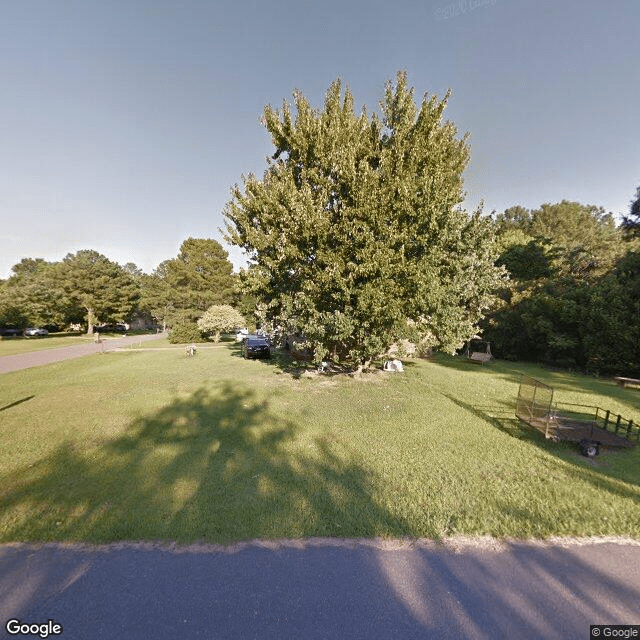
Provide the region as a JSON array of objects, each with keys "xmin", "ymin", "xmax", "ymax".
[{"xmin": 168, "ymin": 322, "xmax": 206, "ymax": 344}]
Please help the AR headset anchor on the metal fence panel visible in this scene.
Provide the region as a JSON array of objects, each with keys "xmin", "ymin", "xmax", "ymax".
[{"xmin": 516, "ymin": 375, "xmax": 554, "ymax": 437}]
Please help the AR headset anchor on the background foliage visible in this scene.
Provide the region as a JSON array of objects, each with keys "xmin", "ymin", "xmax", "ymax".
[{"xmin": 485, "ymin": 194, "xmax": 640, "ymax": 375}]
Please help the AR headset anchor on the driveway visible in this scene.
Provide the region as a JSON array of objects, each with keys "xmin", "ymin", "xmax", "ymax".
[
  {"xmin": 0, "ymin": 333, "xmax": 167, "ymax": 374},
  {"xmin": 1, "ymin": 537, "xmax": 638, "ymax": 639}
]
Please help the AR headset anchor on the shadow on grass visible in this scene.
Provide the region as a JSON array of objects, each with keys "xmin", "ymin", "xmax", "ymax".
[
  {"xmin": 0, "ymin": 382, "xmax": 409, "ymax": 543},
  {"xmin": 445, "ymin": 394, "xmax": 640, "ymax": 493},
  {"xmin": 431, "ymin": 352, "xmax": 615, "ymax": 394},
  {"xmin": 226, "ymin": 341, "xmax": 418, "ymax": 380},
  {"xmin": 0, "ymin": 396, "xmax": 35, "ymax": 412},
  {"xmin": 434, "ymin": 353, "xmax": 640, "ymax": 425}
]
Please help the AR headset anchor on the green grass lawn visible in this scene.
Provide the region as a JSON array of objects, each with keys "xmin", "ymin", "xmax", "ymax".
[{"xmin": 0, "ymin": 345, "xmax": 638, "ymax": 544}]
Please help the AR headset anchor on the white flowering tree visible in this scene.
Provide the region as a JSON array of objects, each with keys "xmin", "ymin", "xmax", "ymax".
[{"xmin": 197, "ymin": 305, "xmax": 246, "ymax": 343}]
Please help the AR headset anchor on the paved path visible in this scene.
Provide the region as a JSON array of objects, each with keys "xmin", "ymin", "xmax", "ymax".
[
  {"xmin": 1, "ymin": 538, "xmax": 638, "ymax": 639},
  {"xmin": 0, "ymin": 333, "xmax": 167, "ymax": 374}
]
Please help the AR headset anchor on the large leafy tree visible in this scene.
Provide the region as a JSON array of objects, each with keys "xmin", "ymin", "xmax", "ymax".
[
  {"xmin": 59, "ymin": 250, "xmax": 140, "ymax": 334},
  {"xmin": 224, "ymin": 72, "xmax": 506, "ymax": 371},
  {"xmin": 486, "ymin": 199, "xmax": 638, "ymax": 371},
  {"xmin": 494, "ymin": 200, "xmax": 623, "ymax": 281}
]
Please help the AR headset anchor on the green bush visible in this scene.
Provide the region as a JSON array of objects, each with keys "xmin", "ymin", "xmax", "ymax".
[{"xmin": 168, "ymin": 322, "xmax": 207, "ymax": 344}]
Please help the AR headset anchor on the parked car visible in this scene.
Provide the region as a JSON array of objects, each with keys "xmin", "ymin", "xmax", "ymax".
[
  {"xmin": 255, "ymin": 329, "xmax": 273, "ymax": 346},
  {"xmin": 0, "ymin": 327, "xmax": 21, "ymax": 337},
  {"xmin": 95, "ymin": 324, "xmax": 127, "ymax": 333},
  {"xmin": 241, "ymin": 336, "xmax": 271, "ymax": 359},
  {"xmin": 23, "ymin": 327, "xmax": 49, "ymax": 337},
  {"xmin": 235, "ymin": 328, "xmax": 249, "ymax": 342}
]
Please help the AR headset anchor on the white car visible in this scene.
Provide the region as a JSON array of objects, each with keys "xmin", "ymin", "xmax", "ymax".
[
  {"xmin": 24, "ymin": 327, "xmax": 49, "ymax": 337},
  {"xmin": 235, "ymin": 328, "xmax": 249, "ymax": 342}
]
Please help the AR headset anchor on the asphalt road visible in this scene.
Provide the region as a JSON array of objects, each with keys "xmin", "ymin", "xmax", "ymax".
[
  {"xmin": 0, "ymin": 333, "xmax": 167, "ymax": 374},
  {"xmin": 1, "ymin": 538, "xmax": 639, "ymax": 640}
]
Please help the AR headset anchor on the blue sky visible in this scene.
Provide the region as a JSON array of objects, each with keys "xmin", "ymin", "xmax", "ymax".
[{"xmin": 1, "ymin": 0, "xmax": 638, "ymax": 278}]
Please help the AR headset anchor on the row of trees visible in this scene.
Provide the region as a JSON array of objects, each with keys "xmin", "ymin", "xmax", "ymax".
[
  {"xmin": 0, "ymin": 238, "xmax": 237, "ymax": 336},
  {"xmin": 483, "ymin": 196, "xmax": 640, "ymax": 375}
]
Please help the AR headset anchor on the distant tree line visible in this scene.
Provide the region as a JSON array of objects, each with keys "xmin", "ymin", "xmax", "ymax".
[
  {"xmin": 482, "ymin": 193, "xmax": 640, "ymax": 376},
  {"xmin": 0, "ymin": 238, "xmax": 237, "ymax": 337}
]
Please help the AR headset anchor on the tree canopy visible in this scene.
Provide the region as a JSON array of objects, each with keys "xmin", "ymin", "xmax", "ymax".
[
  {"xmin": 139, "ymin": 238, "xmax": 236, "ymax": 328},
  {"xmin": 494, "ymin": 200, "xmax": 623, "ymax": 280},
  {"xmin": 485, "ymin": 198, "xmax": 640, "ymax": 374},
  {"xmin": 224, "ymin": 72, "xmax": 506, "ymax": 370},
  {"xmin": 622, "ymin": 185, "xmax": 640, "ymax": 238},
  {"xmin": 0, "ymin": 251, "xmax": 141, "ymax": 333},
  {"xmin": 0, "ymin": 259, "xmax": 67, "ymax": 328},
  {"xmin": 197, "ymin": 305, "xmax": 246, "ymax": 342},
  {"xmin": 59, "ymin": 250, "xmax": 140, "ymax": 334}
]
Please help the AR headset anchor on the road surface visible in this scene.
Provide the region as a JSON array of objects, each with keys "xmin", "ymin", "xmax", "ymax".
[{"xmin": 1, "ymin": 537, "xmax": 638, "ymax": 639}]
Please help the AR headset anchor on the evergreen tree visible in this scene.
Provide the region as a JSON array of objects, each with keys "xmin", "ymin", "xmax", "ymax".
[
  {"xmin": 161, "ymin": 238, "xmax": 235, "ymax": 321},
  {"xmin": 0, "ymin": 258, "xmax": 68, "ymax": 328},
  {"xmin": 622, "ymin": 185, "xmax": 640, "ymax": 238},
  {"xmin": 138, "ymin": 261, "xmax": 177, "ymax": 331},
  {"xmin": 224, "ymin": 72, "xmax": 506, "ymax": 370},
  {"xmin": 59, "ymin": 250, "xmax": 140, "ymax": 334}
]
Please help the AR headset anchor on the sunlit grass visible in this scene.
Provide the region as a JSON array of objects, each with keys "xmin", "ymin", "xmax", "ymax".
[{"xmin": 0, "ymin": 346, "xmax": 638, "ymax": 543}]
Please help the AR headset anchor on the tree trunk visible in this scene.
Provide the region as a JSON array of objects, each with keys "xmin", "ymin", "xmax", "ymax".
[
  {"xmin": 353, "ymin": 358, "xmax": 372, "ymax": 376},
  {"xmin": 86, "ymin": 308, "xmax": 96, "ymax": 335}
]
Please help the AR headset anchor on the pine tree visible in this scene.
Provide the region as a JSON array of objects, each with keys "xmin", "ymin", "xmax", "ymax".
[
  {"xmin": 59, "ymin": 250, "xmax": 140, "ymax": 334},
  {"xmin": 622, "ymin": 185, "xmax": 640, "ymax": 238}
]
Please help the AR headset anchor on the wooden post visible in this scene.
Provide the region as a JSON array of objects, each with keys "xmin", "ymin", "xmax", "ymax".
[
  {"xmin": 626, "ymin": 420, "xmax": 633, "ymax": 438},
  {"xmin": 603, "ymin": 409, "xmax": 610, "ymax": 430}
]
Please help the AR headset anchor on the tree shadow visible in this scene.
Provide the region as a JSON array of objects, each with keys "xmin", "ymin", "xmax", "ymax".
[
  {"xmin": 430, "ymin": 352, "xmax": 618, "ymax": 396},
  {"xmin": 374, "ymin": 540, "xmax": 640, "ymax": 638},
  {"xmin": 429, "ymin": 352, "xmax": 525, "ymax": 385},
  {"xmin": 0, "ymin": 383, "xmax": 409, "ymax": 543},
  {"xmin": 225, "ymin": 341, "xmax": 420, "ymax": 380},
  {"xmin": 0, "ymin": 396, "xmax": 35, "ymax": 412},
  {"xmin": 226, "ymin": 342, "xmax": 307, "ymax": 378}
]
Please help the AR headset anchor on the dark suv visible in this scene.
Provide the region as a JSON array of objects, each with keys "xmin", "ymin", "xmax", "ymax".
[
  {"xmin": 0, "ymin": 327, "xmax": 21, "ymax": 337},
  {"xmin": 95, "ymin": 324, "xmax": 127, "ymax": 333},
  {"xmin": 242, "ymin": 336, "xmax": 271, "ymax": 359}
]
